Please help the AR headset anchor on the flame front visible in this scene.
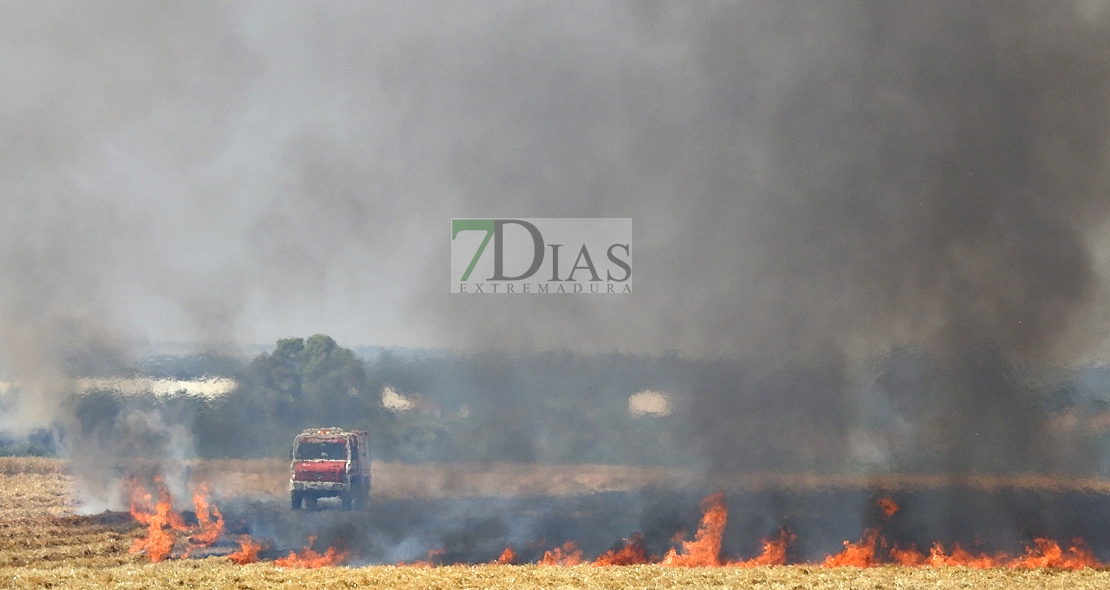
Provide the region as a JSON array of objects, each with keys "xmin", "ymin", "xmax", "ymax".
[
  {"xmin": 189, "ymin": 484, "xmax": 225, "ymax": 548},
  {"xmin": 402, "ymin": 548, "xmax": 446, "ymax": 567},
  {"xmin": 816, "ymin": 498, "xmax": 1103, "ymax": 570},
  {"xmin": 128, "ymin": 477, "xmax": 189, "ymax": 562},
  {"xmin": 823, "ymin": 528, "xmax": 880, "ymax": 567},
  {"xmin": 905, "ymin": 538, "xmax": 1103, "ymax": 570},
  {"xmin": 661, "ymin": 491, "xmax": 727, "ymax": 566},
  {"xmin": 275, "ymin": 536, "xmax": 349, "ymax": 568},
  {"xmin": 228, "ymin": 535, "xmax": 265, "ymax": 565},
  {"xmin": 730, "ymin": 529, "xmax": 792, "ymax": 567},
  {"xmin": 926, "ymin": 542, "xmax": 999, "ymax": 568},
  {"xmin": 494, "ymin": 546, "xmax": 517, "ymax": 565},
  {"xmin": 128, "ymin": 478, "xmax": 233, "ymax": 562},
  {"xmin": 889, "ymin": 543, "xmax": 925, "ymax": 566},
  {"xmin": 594, "ymin": 533, "xmax": 652, "ymax": 566},
  {"xmin": 1012, "ymin": 538, "xmax": 1101, "ymax": 570},
  {"xmin": 540, "ymin": 541, "xmax": 584, "ymax": 566},
  {"xmin": 163, "ymin": 489, "xmax": 1099, "ymax": 570},
  {"xmin": 472, "ymin": 494, "xmax": 1101, "ymax": 569}
]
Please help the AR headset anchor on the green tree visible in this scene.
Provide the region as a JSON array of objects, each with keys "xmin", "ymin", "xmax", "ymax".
[{"xmin": 196, "ymin": 335, "xmax": 384, "ymax": 458}]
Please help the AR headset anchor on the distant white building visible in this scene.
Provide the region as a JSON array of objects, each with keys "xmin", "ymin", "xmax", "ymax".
[
  {"xmin": 381, "ymin": 385, "xmax": 414, "ymax": 410},
  {"xmin": 628, "ymin": 390, "xmax": 672, "ymax": 416},
  {"xmin": 75, "ymin": 377, "xmax": 237, "ymax": 398}
]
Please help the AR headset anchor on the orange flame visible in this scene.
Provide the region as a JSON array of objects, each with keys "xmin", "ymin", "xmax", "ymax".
[
  {"xmin": 128, "ymin": 478, "xmax": 233, "ymax": 562},
  {"xmin": 913, "ymin": 538, "xmax": 1104, "ymax": 569},
  {"xmin": 228, "ymin": 535, "xmax": 265, "ymax": 565},
  {"xmin": 402, "ymin": 548, "xmax": 446, "ymax": 567},
  {"xmin": 594, "ymin": 533, "xmax": 652, "ymax": 566},
  {"xmin": 730, "ymin": 528, "xmax": 793, "ymax": 567},
  {"xmin": 662, "ymin": 491, "xmax": 727, "ymax": 566},
  {"xmin": 494, "ymin": 546, "xmax": 517, "ymax": 565},
  {"xmin": 128, "ymin": 477, "xmax": 189, "ymax": 562},
  {"xmin": 188, "ymin": 484, "xmax": 225, "ymax": 547},
  {"xmin": 1011, "ymin": 538, "xmax": 1101, "ymax": 570},
  {"xmin": 890, "ymin": 543, "xmax": 925, "ymax": 566},
  {"xmin": 928, "ymin": 541, "xmax": 1000, "ymax": 568},
  {"xmin": 823, "ymin": 528, "xmax": 881, "ymax": 567},
  {"xmin": 877, "ymin": 497, "xmax": 899, "ymax": 519},
  {"xmin": 825, "ymin": 496, "xmax": 1104, "ymax": 570},
  {"xmin": 207, "ymin": 491, "xmax": 1107, "ymax": 569},
  {"xmin": 541, "ymin": 541, "xmax": 584, "ymax": 566},
  {"xmin": 275, "ymin": 536, "xmax": 348, "ymax": 568},
  {"xmin": 469, "ymin": 493, "xmax": 1105, "ymax": 569}
]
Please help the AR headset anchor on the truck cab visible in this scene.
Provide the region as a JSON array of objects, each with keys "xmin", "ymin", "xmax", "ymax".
[{"xmin": 289, "ymin": 427, "xmax": 370, "ymax": 510}]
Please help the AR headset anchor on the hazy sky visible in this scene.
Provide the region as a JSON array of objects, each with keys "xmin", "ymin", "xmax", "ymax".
[
  {"xmin": 2, "ymin": 2, "xmax": 676, "ymax": 353},
  {"xmin": 4, "ymin": 0, "xmax": 1110, "ymax": 366}
]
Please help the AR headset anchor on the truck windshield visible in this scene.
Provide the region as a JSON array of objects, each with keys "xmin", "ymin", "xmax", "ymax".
[{"xmin": 295, "ymin": 441, "xmax": 347, "ymax": 460}]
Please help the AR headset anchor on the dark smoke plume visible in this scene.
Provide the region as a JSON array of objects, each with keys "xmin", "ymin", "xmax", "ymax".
[
  {"xmin": 375, "ymin": 1, "xmax": 1110, "ymax": 474},
  {"xmin": 711, "ymin": 0, "xmax": 1110, "ymax": 474}
]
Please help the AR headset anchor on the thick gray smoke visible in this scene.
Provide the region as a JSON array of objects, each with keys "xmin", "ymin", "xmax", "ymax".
[
  {"xmin": 398, "ymin": 1, "xmax": 1110, "ymax": 358},
  {"xmin": 3, "ymin": 0, "xmax": 1110, "ymax": 483},
  {"xmin": 0, "ymin": 1, "xmax": 256, "ymax": 430},
  {"xmin": 393, "ymin": 1, "xmax": 1110, "ymax": 473}
]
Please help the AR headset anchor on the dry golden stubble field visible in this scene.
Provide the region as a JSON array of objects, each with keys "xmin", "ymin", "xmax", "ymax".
[
  {"xmin": 0, "ymin": 458, "xmax": 141, "ymax": 574},
  {"xmin": 3, "ymin": 457, "xmax": 1110, "ymax": 589},
  {"xmin": 6, "ymin": 561, "xmax": 1110, "ymax": 590}
]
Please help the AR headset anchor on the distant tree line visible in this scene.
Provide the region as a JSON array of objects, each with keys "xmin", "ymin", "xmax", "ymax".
[
  {"xmin": 57, "ymin": 337, "xmax": 1110, "ymax": 473},
  {"xmin": 69, "ymin": 335, "xmax": 684, "ymax": 464}
]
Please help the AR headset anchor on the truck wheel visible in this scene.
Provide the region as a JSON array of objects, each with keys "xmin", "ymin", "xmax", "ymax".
[
  {"xmin": 341, "ymin": 492, "xmax": 352, "ymax": 511},
  {"xmin": 305, "ymin": 495, "xmax": 317, "ymax": 511},
  {"xmin": 291, "ymin": 491, "xmax": 303, "ymax": 510}
]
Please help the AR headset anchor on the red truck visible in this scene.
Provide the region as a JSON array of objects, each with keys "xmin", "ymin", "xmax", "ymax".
[{"xmin": 289, "ymin": 427, "xmax": 370, "ymax": 510}]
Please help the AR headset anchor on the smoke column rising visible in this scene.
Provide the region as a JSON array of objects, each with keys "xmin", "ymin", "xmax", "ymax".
[
  {"xmin": 393, "ymin": 1, "xmax": 1110, "ymax": 473},
  {"xmin": 2, "ymin": 1, "xmax": 1110, "ymax": 480}
]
